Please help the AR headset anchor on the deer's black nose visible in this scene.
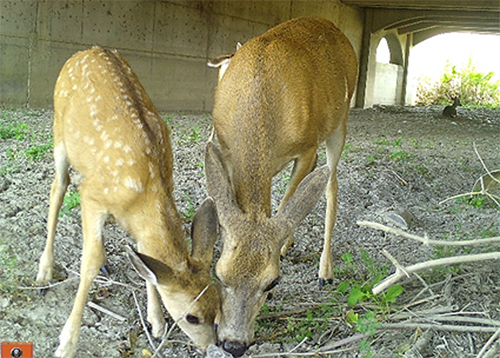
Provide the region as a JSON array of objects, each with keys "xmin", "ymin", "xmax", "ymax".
[{"xmin": 222, "ymin": 340, "xmax": 247, "ymax": 357}]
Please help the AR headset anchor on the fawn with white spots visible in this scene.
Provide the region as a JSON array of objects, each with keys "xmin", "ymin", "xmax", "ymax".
[
  {"xmin": 36, "ymin": 46, "xmax": 220, "ymax": 357},
  {"xmin": 207, "ymin": 18, "xmax": 358, "ymax": 356}
]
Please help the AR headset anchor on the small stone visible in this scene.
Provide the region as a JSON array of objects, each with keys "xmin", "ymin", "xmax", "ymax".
[
  {"xmin": 384, "ymin": 211, "xmax": 408, "ymax": 229},
  {"xmin": 0, "ymin": 297, "xmax": 11, "ymax": 308},
  {"xmin": 384, "ymin": 208, "xmax": 417, "ymax": 229},
  {"xmin": 206, "ymin": 344, "xmax": 234, "ymax": 358}
]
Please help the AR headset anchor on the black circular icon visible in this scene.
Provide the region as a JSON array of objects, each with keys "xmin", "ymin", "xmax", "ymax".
[{"xmin": 10, "ymin": 347, "xmax": 23, "ymax": 358}]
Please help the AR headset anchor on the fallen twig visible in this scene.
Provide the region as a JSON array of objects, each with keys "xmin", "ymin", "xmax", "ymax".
[
  {"xmin": 87, "ymin": 301, "xmax": 126, "ymax": 321},
  {"xmin": 381, "ymin": 322, "xmax": 499, "ymax": 333},
  {"xmin": 473, "ymin": 142, "xmax": 500, "ymax": 186},
  {"xmin": 357, "ymin": 221, "xmax": 500, "ymax": 246},
  {"xmin": 477, "ymin": 325, "xmax": 500, "ymax": 358},
  {"xmin": 441, "ymin": 143, "xmax": 500, "ymax": 207},
  {"xmin": 250, "ymin": 346, "xmax": 355, "ymax": 357},
  {"xmin": 423, "ymin": 315, "xmax": 500, "ymax": 327},
  {"xmin": 390, "ymin": 305, "xmax": 457, "ymax": 321},
  {"xmin": 320, "ymin": 333, "xmax": 370, "ymax": 351},
  {"xmin": 19, "ymin": 277, "xmax": 79, "ymax": 290},
  {"xmin": 132, "ymin": 290, "xmax": 158, "ymax": 354},
  {"xmin": 403, "ymin": 329, "xmax": 433, "ymax": 358},
  {"xmin": 373, "ymin": 252, "xmax": 500, "ymax": 295}
]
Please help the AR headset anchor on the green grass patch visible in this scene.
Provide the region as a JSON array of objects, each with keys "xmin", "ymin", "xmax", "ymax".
[
  {"xmin": 25, "ymin": 142, "xmax": 53, "ymax": 161},
  {"xmin": 0, "ymin": 122, "xmax": 28, "ymax": 140},
  {"xmin": 60, "ymin": 190, "xmax": 81, "ymax": 217}
]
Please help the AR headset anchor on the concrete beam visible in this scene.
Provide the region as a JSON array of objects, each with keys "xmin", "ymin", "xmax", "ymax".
[
  {"xmin": 0, "ymin": 0, "xmax": 364, "ymax": 110},
  {"xmin": 342, "ymin": 0, "xmax": 500, "ymax": 12},
  {"xmin": 371, "ymin": 8, "xmax": 500, "ymax": 34}
]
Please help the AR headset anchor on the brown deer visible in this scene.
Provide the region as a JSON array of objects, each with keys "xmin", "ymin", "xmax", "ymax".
[
  {"xmin": 442, "ymin": 96, "xmax": 462, "ymax": 117},
  {"xmin": 35, "ymin": 46, "xmax": 220, "ymax": 357},
  {"xmin": 206, "ymin": 17, "xmax": 358, "ymax": 356}
]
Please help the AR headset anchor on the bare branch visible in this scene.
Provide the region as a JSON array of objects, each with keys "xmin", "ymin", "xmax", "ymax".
[
  {"xmin": 132, "ymin": 291, "xmax": 158, "ymax": 354},
  {"xmin": 381, "ymin": 322, "xmax": 499, "ymax": 333},
  {"xmin": 477, "ymin": 325, "xmax": 500, "ymax": 358},
  {"xmin": 357, "ymin": 221, "xmax": 500, "ymax": 246},
  {"xmin": 373, "ymin": 252, "xmax": 500, "ymax": 295},
  {"xmin": 87, "ymin": 301, "xmax": 126, "ymax": 321},
  {"xmin": 473, "ymin": 142, "xmax": 500, "ymax": 185}
]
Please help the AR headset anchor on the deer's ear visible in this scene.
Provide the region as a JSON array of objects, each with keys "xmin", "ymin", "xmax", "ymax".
[
  {"xmin": 204, "ymin": 142, "xmax": 242, "ymax": 226},
  {"xmin": 126, "ymin": 246, "xmax": 174, "ymax": 286},
  {"xmin": 207, "ymin": 54, "xmax": 233, "ymax": 68},
  {"xmin": 274, "ymin": 166, "xmax": 329, "ymax": 245},
  {"xmin": 190, "ymin": 197, "xmax": 218, "ymax": 271}
]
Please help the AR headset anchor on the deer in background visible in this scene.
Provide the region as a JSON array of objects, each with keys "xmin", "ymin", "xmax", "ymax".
[
  {"xmin": 35, "ymin": 46, "xmax": 220, "ymax": 357},
  {"xmin": 206, "ymin": 17, "xmax": 358, "ymax": 356},
  {"xmin": 442, "ymin": 96, "xmax": 462, "ymax": 117}
]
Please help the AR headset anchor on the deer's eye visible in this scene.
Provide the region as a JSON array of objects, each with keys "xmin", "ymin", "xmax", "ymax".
[
  {"xmin": 186, "ymin": 314, "xmax": 200, "ymax": 325},
  {"xmin": 264, "ymin": 277, "xmax": 281, "ymax": 292}
]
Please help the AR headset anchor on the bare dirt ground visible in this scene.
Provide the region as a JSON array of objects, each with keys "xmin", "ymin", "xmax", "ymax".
[{"xmin": 0, "ymin": 105, "xmax": 499, "ymax": 358}]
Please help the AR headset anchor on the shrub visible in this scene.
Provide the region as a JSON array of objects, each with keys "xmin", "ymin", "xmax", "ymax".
[{"xmin": 416, "ymin": 59, "xmax": 500, "ymax": 107}]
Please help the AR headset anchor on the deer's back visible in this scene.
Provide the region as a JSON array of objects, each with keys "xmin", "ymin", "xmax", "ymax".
[
  {"xmin": 54, "ymin": 47, "xmax": 174, "ymax": 206},
  {"xmin": 213, "ymin": 17, "xmax": 357, "ymax": 178}
]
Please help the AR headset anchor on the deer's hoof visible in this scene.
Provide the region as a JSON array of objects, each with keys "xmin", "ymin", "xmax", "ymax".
[{"xmin": 319, "ymin": 278, "xmax": 333, "ymax": 287}]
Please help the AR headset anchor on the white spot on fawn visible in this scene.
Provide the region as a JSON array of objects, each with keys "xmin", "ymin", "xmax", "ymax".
[
  {"xmin": 125, "ymin": 177, "xmax": 143, "ymax": 192},
  {"xmin": 123, "ymin": 145, "xmax": 132, "ymax": 154},
  {"xmin": 127, "ymin": 159, "xmax": 135, "ymax": 166},
  {"xmin": 114, "ymin": 141, "xmax": 123, "ymax": 149},
  {"xmin": 148, "ymin": 162, "xmax": 155, "ymax": 178},
  {"xmin": 100, "ymin": 131, "xmax": 109, "ymax": 142},
  {"xmin": 116, "ymin": 158, "xmax": 124, "ymax": 167},
  {"xmin": 90, "ymin": 104, "xmax": 99, "ymax": 117}
]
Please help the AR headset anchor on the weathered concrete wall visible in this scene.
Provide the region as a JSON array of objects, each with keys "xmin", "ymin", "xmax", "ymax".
[
  {"xmin": 358, "ymin": 27, "xmax": 409, "ymax": 107},
  {"xmin": 372, "ymin": 62, "xmax": 404, "ymax": 105},
  {"xmin": 0, "ymin": 0, "xmax": 363, "ymax": 111}
]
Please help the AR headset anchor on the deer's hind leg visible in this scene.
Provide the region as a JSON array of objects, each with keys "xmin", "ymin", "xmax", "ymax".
[
  {"xmin": 319, "ymin": 123, "xmax": 346, "ymax": 286},
  {"xmin": 37, "ymin": 143, "xmax": 70, "ymax": 287},
  {"xmin": 55, "ymin": 189, "xmax": 107, "ymax": 357}
]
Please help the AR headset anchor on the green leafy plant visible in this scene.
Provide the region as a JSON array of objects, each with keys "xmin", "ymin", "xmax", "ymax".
[
  {"xmin": 416, "ymin": 59, "xmax": 500, "ymax": 107},
  {"xmin": 342, "ymin": 143, "xmax": 359, "ymax": 161},
  {"xmin": 372, "ymin": 135, "xmax": 390, "ymax": 146},
  {"xmin": 25, "ymin": 142, "xmax": 53, "ymax": 161},
  {"xmin": 336, "ymin": 250, "xmax": 404, "ymax": 357},
  {"xmin": 1, "ymin": 149, "xmax": 20, "ymax": 176},
  {"xmin": 455, "ymin": 195, "xmax": 491, "ymax": 209},
  {"xmin": 185, "ymin": 125, "xmax": 203, "ymax": 142},
  {"xmin": 181, "ymin": 194, "xmax": 196, "ymax": 221},
  {"xmin": 60, "ymin": 190, "xmax": 81, "ymax": 217},
  {"xmin": 0, "ymin": 242, "xmax": 19, "ymax": 296},
  {"xmin": 390, "ymin": 150, "xmax": 410, "ymax": 162},
  {"xmin": 0, "ymin": 122, "xmax": 28, "ymax": 140},
  {"xmin": 365, "ymin": 154, "xmax": 376, "ymax": 166}
]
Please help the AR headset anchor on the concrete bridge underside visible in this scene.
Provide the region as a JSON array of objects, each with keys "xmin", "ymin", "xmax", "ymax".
[{"xmin": 343, "ymin": 0, "xmax": 500, "ymax": 107}]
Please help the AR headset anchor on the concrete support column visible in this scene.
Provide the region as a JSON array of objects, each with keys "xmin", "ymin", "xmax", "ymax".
[
  {"xmin": 401, "ymin": 33, "xmax": 413, "ymax": 105},
  {"xmin": 355, "ymin": 8, "xmax": 373, "ymax": 108}
]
